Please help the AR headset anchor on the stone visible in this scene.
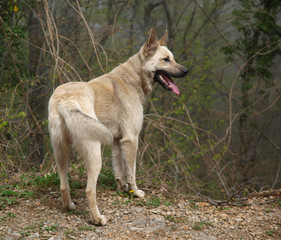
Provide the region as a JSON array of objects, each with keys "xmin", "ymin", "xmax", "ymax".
[
  {"xmin": 129, "ymin": 214, "xmax": 166, "ymax": 233},
  {"xmin": 12, "ymin": 233, "xmax": 21, "ymax": 239},
  {"xmin": 198, "ymin": 232, "xmax": 218, "ymax": 240}
]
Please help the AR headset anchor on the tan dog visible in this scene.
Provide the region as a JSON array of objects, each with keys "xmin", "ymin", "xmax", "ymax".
[{"xmin": 48, "ymin": 28, "xmax": 188, "ymax": 225}]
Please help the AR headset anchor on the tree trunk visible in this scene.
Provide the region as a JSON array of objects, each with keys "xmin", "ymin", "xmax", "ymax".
[{"xmin": 27, "ymin": 1, "xmax": 46, "ymax": 168}]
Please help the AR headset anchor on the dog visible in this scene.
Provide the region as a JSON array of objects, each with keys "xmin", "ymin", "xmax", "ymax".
[{"xmin": 48, "ymin": 28, "xmax": 188, "ymax": 225}]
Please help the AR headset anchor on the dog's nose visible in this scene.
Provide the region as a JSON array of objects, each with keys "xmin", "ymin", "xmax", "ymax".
[{"xmin": 182, "ymin": 68, "xmax": 188, "ymax": 75}]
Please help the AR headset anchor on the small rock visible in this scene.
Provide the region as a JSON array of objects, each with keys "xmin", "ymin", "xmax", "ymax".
[
  {"xmin": 12, "ymin": 233, "xmax": 21, "ymax": 239},
  {"xmin": 221, "ymin": 213, "xmax": 228, "ymax": 220},
  {"xmin": 158, "ymin": 205, "xmax": 169, "ymax": 211},
  {"xmin": 177, "ymin": 203, "xmax": 184, "ymax": 209},
  {"xmin": 131, "ymin": 206, "xmax": 143, "ymax": 213},
  {"xmin": 198, "ymin": 232, "xmax": 218, "ymax": 240},
  {"xmin": 175, "ymin": 211, "xmax": 181, "ymax": 217},
  {"xmin": 106, "ymin": 209, "xmax": 115, "ymax": 214},
  {"xmin": 236, "ymin": 217, "xmax": 243, "ymax": 222},
  {"xmin": 129, "ymin": 214, "xmax": 166, "ymax": 233}
]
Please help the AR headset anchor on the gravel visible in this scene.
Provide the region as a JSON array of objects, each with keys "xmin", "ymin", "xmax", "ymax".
[{"xmin": 0, "ymin": 186, "xmax": 280, "ymax": 239}]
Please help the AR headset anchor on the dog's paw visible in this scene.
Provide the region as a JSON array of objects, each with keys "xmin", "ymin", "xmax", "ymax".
[
  {"xmin": 122, "ymin": 184, "xmax": 129, "ymax": 192},
  {"xmin": 134, "ymin": 189, "xmax": 145, "ymax": 199},
  {"xmin": 116, "ymin": 180, "xmax": 128, "ymax": 192},
  {"xmin": 68, "ymin": 201, "xmax": 76, "ymax": 210},
  {"xmin": 100, "ymin": 215, "xmax": 107, "ymax": 226},
  {"xmin": 64, "ymin": 201, "xmax": 76, "ymax": 210},
  {"xmin": 118, "ymin": 183, "xmax": 128, "ymax": 192},
  {"xmin": 92, "ymin": 215, "xmax": 107, "ymax": 226}
]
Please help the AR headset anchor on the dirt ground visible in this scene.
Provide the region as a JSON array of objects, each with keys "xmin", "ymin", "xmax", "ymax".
[{"xmin": 0, "ymin": 177, "xmax": 280, "ymax": 240}]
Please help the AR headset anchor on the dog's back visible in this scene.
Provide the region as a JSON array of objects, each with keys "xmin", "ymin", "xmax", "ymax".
[{"xmin": 48, "ymin": 82, "xmax": 113, "ymax": 148}]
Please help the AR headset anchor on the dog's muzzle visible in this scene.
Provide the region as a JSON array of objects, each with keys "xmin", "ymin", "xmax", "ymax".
[{"xmin": 154, "ymin": 67, "xmax": 188, "ymax": 95}]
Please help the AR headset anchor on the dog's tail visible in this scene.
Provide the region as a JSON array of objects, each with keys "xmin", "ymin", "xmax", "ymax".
[{"xmin": 56, "ymin": 101, "xmax": 113, "ymax": 145}]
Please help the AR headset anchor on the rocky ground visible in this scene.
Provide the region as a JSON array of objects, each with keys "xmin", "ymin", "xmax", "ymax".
[{"xmin": 0, "ymin": 175, "xmax": 280, "ymax": 240}]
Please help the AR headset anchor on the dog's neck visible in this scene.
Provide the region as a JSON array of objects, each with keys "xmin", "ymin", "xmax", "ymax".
[
  {"xmin": 116, "ymin": 52, "xmax": 153, "ymax": 104},
  {"xmin": 126, "ymin": 53, "xmax": 153, "ymax": 93}
]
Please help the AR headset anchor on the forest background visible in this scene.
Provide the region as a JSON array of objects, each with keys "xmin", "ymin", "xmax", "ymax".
[{"xmin": 1, "ymin": 0, "xmax": 281, "ymax": 202}]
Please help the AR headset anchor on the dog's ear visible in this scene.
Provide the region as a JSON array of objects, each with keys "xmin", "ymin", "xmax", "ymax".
[
  {"xmin": 159, "ymin": 30, "xmax": 168, "ymax": 46},
  {"xmin": 143, "ymin": 28, "xmax": 158, "ymax": 56}
]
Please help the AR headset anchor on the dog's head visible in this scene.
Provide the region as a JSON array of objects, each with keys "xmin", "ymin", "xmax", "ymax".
[{"xmin": 140, "ymin": 28, "xmax": 188, "ymax": 95}]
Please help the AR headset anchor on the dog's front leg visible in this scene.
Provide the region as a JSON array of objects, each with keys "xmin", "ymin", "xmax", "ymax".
[{"xmin": 120, "ymin": 136, "xmax": 145, "ymax": 198}]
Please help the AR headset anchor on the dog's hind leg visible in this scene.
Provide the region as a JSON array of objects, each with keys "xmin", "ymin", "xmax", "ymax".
[
  {"xmin": 112, "ymin": 139, "xmax": 128, "ymax": 192},
  {"xmin": 49, "ymin": 122, "xmax": 75, "ymax": 210},
  {"xmin": 80, "ymin": 141, "xmax": 107, "ymax": 226},
  {"xmin": 49, "ymin": 114, "xmax": 75, "ymax": 211},
  {"xmin": 54, "ymin": 141, "xmax": 76, "ymax": 210}
]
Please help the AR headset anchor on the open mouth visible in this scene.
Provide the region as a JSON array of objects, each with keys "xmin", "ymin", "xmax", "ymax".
[{"xmin": 154, "ymin": 71, "xmax": 180, "ymax": 95}]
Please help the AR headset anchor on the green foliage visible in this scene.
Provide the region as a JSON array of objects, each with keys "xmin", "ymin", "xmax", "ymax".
[
  {"xmin": 0, "ymin": 185, "xmax": 34, "ymax": 210},
  {"xmin": 78, "ymin": 225, "xmax": 95, "ymax": 232},
  {"xmin": 165, "ymin": 215, "xmax": 175, "ymax": 221},
  {"xmin": 265, "ymin": 230, "xmax": 274, "ymax": 237},
  {"xmin": 32, "ymin": 173, "xmax": 60, "ymax": 191},
  {"xmin": 145, "ymin": 196, "xmax": 161, "ymax": 207},
  {"xmin": 136, "ymin": 196, "xmax": 172, "ymax": 208},
  {"xmin": 7, "ymin": 212, "xmax": 16, "ymax": 219},
  {"xmin": 192, "ymin": 221, "xmax": 213, "ymax": 231},
  {"xmin": 223, "ymin": 0, "xmax": 281, "ymax": 79},
  {"xmin": 111, "ymin": 193, "xmax": 172, "ymax": 208},
  {"xmin": 19, "ymin": 172, "xmax": 85, "ymax": 192},
  {"xmin": 0, "ymin": 1, "xmax": 29, "ymax": 87},
  {"xmin": 0, "ymin": 111, "xmax": 26, "ymax": 133},
  {"xmin": 44, "ymin": 224, "xmax": 59, "ymax": 233},
  {"xmin": 1, "ymin": 0, "xmax": 281, "ymax": 202},
  {"xmin": 192, "ymin": 223, "xmax": 203, "ymax": 231},
  {"xmin": 20, "ymin": 227, "xmax": 31, "ymax": 237},
  {"xmin": 98, "ymin": 167, "xmax": 117, "ymax": 190},
  {"xmin": 221, "ymin": 0, "xmax": 281, "ymax": 185}
]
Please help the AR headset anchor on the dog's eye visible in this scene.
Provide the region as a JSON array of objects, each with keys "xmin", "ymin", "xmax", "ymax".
[{"xmin": 163, "ymin": 57, "xmax": 170, "ymax": 62}]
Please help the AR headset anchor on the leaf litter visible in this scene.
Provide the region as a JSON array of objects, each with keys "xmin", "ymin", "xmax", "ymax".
[{"xmin": 0, "ymin": 175, "xmax": 280, "ymax": 240}]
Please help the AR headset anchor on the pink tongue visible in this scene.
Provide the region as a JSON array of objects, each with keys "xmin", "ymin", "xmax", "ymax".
[{"xmin": 167, "ymin": 78, "xmax": 180, "ymax": 95}]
